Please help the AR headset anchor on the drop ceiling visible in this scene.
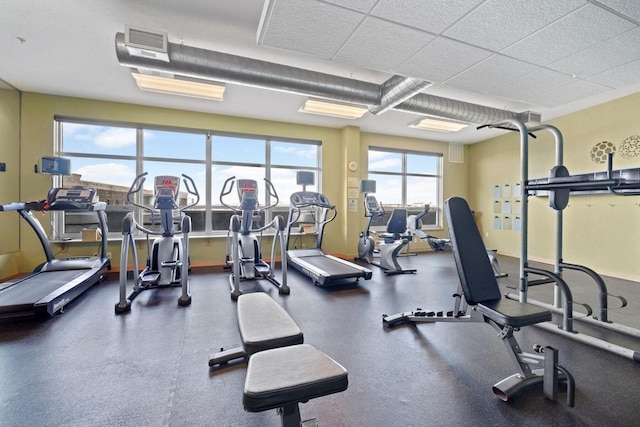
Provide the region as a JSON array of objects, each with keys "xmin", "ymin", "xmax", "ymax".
[{"xmin": 2, "ymin": 0, "xmax": 640, "ymax": 143}]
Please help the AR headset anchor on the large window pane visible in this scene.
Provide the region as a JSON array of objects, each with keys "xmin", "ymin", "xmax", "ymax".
[
  {"xmin": 212, "ymin": 136, "xmax": 265, "ymax": 164},
  {"xmin": 271, "ymin": 141, "xmax": 317, "ymax": 167},
  {"xmin": 62, "ymin": 123, "xmax": 136, "ymax": 156},
  {"xmin": 407, "ymin": 153, "xmax": 438, "ymax": 175},
  {"xmin": 63, "ymin": 157, "xmax": 136, "ymax": 235},
  {"xmin": 407, "ymin": 176, "xmax": 438, "ymax": 226},
  {"xmin": 143, "ymin": 130, "xmax": 205, "ymax": 160},
  {"xmin": 58, "ymin": 120, "xmax": 320, "ymax": 238},
  {"xmin": 369, "ymin": 150, "xmax": 402, "ymax": 173}
]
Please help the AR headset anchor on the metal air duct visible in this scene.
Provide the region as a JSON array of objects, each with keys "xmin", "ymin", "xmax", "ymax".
[{"xmin": 115, "ymin": 32, "xmax": 528, "ymax": 125}]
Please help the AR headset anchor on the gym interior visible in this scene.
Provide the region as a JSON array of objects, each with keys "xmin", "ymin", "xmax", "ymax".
[{"xmin": 2, "ymin": 2, "xmax": 640, "ymax": 426}]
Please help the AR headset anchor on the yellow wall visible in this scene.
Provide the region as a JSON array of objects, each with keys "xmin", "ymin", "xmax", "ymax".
[
  {"xmin": 0, "ymin": 88, "xmax": 21, "ymax": 277},
  {"xmin": 469, "ymin": 92, "xmax": 640, "ymax": 281},
  {"xmin": 3, "ymin": 92, "xmax": 461, "ymax": 278}
]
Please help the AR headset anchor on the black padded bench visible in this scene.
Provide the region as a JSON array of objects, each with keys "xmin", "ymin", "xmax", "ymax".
[
  {"xmin": 383, "ymin": 197, "xmax": 574, "ymax": 406},
  {"xmin": 209, "ymin": 292, "xmax": 304, "ymax": 367},
  {"xmin": 244, "ymin": 344, "xmax": 348, "ymax": 427}
]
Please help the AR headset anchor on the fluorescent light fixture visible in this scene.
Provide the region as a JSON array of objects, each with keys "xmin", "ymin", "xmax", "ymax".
[
  {"xmin": 409, "ymin": 117, "xmax": 468, "ymax": 133},
  {"xmin": 299, "ymin": 99, "xmax": 368, "ymax": 120},
  {"xmin": 131, "ymin": 72, "xmax": 225, "ymax": 101}
]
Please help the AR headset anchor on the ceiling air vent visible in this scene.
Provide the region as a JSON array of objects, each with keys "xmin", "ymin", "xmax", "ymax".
[{"xmin": 124, "ymin": 25, "xmax": 169, "ymax": 62}]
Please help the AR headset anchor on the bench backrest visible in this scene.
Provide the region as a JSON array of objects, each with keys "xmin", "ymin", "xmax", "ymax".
[{"xmin": 444, "ymin": 197, "xmax": 501, "ymax": 306}]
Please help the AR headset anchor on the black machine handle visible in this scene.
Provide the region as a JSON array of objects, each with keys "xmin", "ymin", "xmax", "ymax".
[
  {"xmin": 180, "ymin": 174, "xmax": 200, "ymax": 211},
  {"xmin": 219, "ymin": 176, "xmax": 237, "ymax": 212},
  {"xmin": 126, "ymin": 172, "xmax": 149, "ymax": 211}
]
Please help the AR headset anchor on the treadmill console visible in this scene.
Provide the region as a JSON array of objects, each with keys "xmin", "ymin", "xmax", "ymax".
[
  {"xmin": 47, "ymin": 187, "xmax": 97, "ymax": 211},
  {"xmin": 290, "ymin": 191, "xmax": 332, "ymax": 208}
]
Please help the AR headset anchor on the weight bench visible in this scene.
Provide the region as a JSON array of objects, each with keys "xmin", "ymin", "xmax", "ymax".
[
  {"xmin": 244, "ymin": 344, "xmax": 348, "ymax": 427},
  {"xmin": 383, "ymin": 197, "xmax": 574, "ymax": 406},
  {"xmin": 208, "ymin": 292, "xmax": 304, "ymax": 367}
]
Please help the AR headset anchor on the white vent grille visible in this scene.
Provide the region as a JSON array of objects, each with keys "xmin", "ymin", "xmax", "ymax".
[
  {"xmin": 449, "ymin": 143, "xmax": 464, "ymax": 163},
  {"xmin": 124, "ymin": 26, "xmax": 169, "ymax": 62}
]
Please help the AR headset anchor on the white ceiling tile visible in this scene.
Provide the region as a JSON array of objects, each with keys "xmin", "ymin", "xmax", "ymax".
[
  {"xmin": 525, "ymin": 79, "xmax": 611, "ymax": 107},
  {"xmin": 333, "ymin": 17, "xmax": 435, "ymax": 72},
  {"xmin": 445, "ymin": 55, "xmax": 539, "ymax": 92},
  {"xmin": 549, "ymin": 27, "xmax": 640, "ymax": 78},
  {"xmin": 322, "ymin": 0, "xmax": 378, "ymax": 13},
  {"xmin": 490, "ymin": 68, "xmax": 574, "ymax": 100},
  {"xmin": 594, "ymin": 0, "xmax": 640, "ymax": 21},
  {"xmin": 371, "ymin": 0, "xmax": 483, "ymax": 34},
  {"xmin": 259, "ymin": 0, "xmax": 364, "ymax": 58},
  {"xmin": 589, "ymin": 59, "xmax": 640, "ymax": 87},
  {"xmin": 444, "ymin": 0, "xmax": 585, "ymax": 51},
  {"xmin": 395, "ymin": 38, "xmax": 491, "ymax": 83},
  {"xmin": 502, "ymin": 3, "xmax": 637, "ymax": 65}
]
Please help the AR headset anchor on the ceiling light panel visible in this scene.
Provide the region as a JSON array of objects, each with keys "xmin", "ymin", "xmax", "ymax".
[
  {"xmin": 299, "ymin": 99, "xmax": 368, "ymax": 119},
  {"xmin": 132, "ymin": 73, "xmax": 225, "ymax": 101},
  {"xmin": 410, "ymin": 117, "xmax": 468, "ymax": 132}
]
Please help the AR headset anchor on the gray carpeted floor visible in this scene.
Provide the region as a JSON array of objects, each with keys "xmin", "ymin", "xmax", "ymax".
[{"xmin": 1, "ymin": 252, "xmax": 639, "ymax": 426}]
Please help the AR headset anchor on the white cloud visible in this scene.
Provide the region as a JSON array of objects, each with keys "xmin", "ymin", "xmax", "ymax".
[
  {"xmin": 370, "ymin": 158, "xmax": 401, "ymax": 170},
  {"xmin": 75, "ymin": 163, "xmax": 136, "ymax": 187},
  {"xmin": 94, "ymin": 128, "xmax": 136, "ymax": 149}
]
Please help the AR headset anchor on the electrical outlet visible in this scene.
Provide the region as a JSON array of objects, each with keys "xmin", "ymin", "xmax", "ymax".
[
  {"xmin": 59, "ymin": 243, "xmax": 68, "ymax": 253},
  {"xmin": 485, "ymin": 232, "xmax": 489, "ymax": 238},
  {"xmin": 106, "ymin": 252, "xmax": 112, "ymax": 259},
  {"xmin": 205, "ymin": 238, "xmax": 212, "ymax": 247}
]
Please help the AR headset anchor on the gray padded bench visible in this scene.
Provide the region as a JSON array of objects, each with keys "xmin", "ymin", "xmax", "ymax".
[
  {"xmin": 209, "ymin": 292, "xmax": 303, "ymax": 367},
  {"xmin": 244, "ymin": 344, "xmax": 348, "ymax": 427}
]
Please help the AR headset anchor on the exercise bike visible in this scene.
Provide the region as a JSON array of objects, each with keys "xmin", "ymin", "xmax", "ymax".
[
  {"xmin": 220, "ymin": 176, "xmax": 289, "ymax": 300},
  {"xmin": 356, "ymin": 180, "xmax": 415, "ymax": 275},
  {"xmin": 115, "ymin": 173, "xmax": 199, "ymax": 314}
]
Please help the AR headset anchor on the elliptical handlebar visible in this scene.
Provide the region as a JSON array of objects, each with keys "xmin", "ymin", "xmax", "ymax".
[
  {"xmin": 219, "ymin": 176, "xmax": 237, "ymax": 212},
  {"xmin": 259, "ymin": 178, "xmax": 279, "ymax": 212},
  {"xmin": 180, "ymin": 174, "xmax": 200, "ymax": 211},
  {"xmin": 126, "ymin": 172, "xmax": 149, "ymax": 211}
]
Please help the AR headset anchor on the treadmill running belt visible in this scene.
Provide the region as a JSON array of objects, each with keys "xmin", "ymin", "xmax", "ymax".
[
  {"xmin": 0, "ymin": 270, "xmax": 88, "ymax": 306},
  {"xmin": 298, "ymin": 256, "xmax": 364, "ymax": 277}
]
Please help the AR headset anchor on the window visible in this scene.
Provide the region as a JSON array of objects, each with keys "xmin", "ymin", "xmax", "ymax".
[
  {"xmin": 55, "ymin": 118, "xmax": 320, "ymax": 238},
  {"xmin": 367, "ymin": 147, "xmax": 442, "ymax": 229}
]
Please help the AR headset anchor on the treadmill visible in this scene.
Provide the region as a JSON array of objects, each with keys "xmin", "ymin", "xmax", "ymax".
[
  {"xmin": 0, "ymin": 187, "xmax": 110, "ymax": 320},
  {"xmin": 285, "ymin": 189, "xmax": 372, "ymax": 287}
]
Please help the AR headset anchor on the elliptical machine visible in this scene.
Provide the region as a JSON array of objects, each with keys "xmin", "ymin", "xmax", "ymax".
[
  {"xmin": 115, "ymin": 173, "xmax": 199, "ymax": 314},
  {"xmin": 220, "ymin": 176, "xmax": 289, "ymax": 300}
]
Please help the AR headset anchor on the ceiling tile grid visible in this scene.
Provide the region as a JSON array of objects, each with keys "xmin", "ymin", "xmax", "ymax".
[
  {"xmin": 333, "ymin": 16, "xmax": 436, "ymax": 72},
  {"xmin": 548, "ymin": 26, "xmax": 640, "ymax": 78},
  {"xmin": 525, "ymin": 79, "xmax": 611, "ymax": 107},
  {"xmin": 395, "ymin": 37, "xmax": 492, "ymax": 83},
  {"xmin": 588, "ymin": 58, "xmax": 640, "ymax": 87},
  {"xmin": 594, "ymin": 0, "xmax": 640, "ymax": 21},
  {"xmin": 370, "ymin": 0, "xmax": 484, "ymax": 34},
  {"xmin": 501, "ymin": 3, "xmax": 637, "ymax": 66},
  {"xmin": 444, "ymin": 54, "xmax": 539, "ymax": 93},
  {"xmin": 443, "ymin": 0, "xmax": 586, "ymax": 51},
  {"xmin": 258, "ymin": 0, "xmax": 365, "ymax": 59},
  {"xmin": 489, "ymin": 68, "xmax": 575, "ymax": 101}
]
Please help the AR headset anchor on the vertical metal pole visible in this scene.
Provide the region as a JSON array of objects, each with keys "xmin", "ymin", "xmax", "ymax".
[
  {"xmin": 517, "ymin": 120, "xmax": 529, "ymax": 303},
  {"xmin": 531, "ymin": 125, "xmax": 565, "ymax": 309}
]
